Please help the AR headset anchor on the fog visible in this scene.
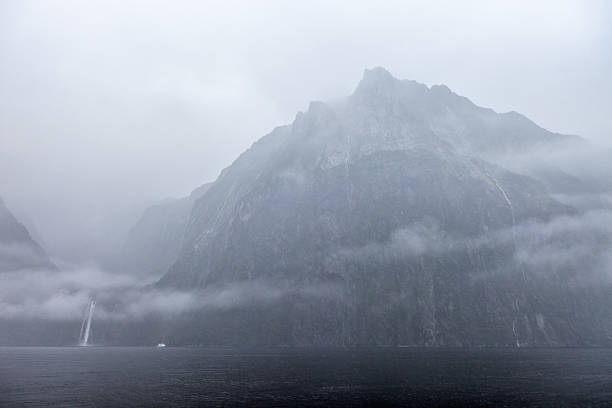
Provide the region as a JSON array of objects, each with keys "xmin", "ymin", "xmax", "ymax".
[
  {"xmin": 0, "ymin": 263, "xmax": 343, "ymax": 322},
  {"xmin": 341, "ymin": 208, "xmax": 612, "ymax": 282},
  {"xmin": 1, "ymin": 0, "xmax": 611, "ymax": 264},
  {"xmin": 2, "ymin": 206, "xmax": 611, "ymax": 324}
]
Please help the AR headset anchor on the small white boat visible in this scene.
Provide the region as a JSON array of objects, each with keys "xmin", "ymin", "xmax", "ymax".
[{"xmin": 157, "ymin": 343, "xmax": 166, "ymax": 348}]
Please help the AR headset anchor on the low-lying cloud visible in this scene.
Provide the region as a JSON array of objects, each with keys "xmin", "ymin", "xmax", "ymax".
[
  {"xmin": 0, "ymin": 264, "xmax": 341, "ymax": 323},
  {"xmin": 339, "ymin": 208, "xmax": 612, "ymax": 283},
  {"xmin": 3, "ymin": 193, "xmax": 612, "ymax": 324},
  {"xmin": 0, "ymin": 266, "xmax": 137, "ymax": 320},
  {"xmin": 338, "ymin": 218, "xmax": 457, "ymax": 263}
]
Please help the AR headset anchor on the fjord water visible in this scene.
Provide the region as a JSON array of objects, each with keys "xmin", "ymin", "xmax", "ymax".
[{"xmin": 1, "ymin": 347, "xmax": 611, "ymax": 407}]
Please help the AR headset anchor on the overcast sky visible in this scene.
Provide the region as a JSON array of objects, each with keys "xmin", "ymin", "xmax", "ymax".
[{"xmin": 1, "ymin": 0, "xmax": 611, "ymax": 263}]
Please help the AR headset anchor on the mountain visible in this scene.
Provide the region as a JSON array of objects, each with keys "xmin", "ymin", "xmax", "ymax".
[
  {"xmin": 0, "ymin": 196, "xmax": 54, "ymax": 272},
  {"xmin": 140, "ymin": 68, "xmax": 611, "ymax": 347},
  {"xmin": 352, "ymin": 68, "xmax": 582, "ymax": 157},
  {"xmin": 121, "ymin": 183, "xmax": 211, "ymax": 276}
]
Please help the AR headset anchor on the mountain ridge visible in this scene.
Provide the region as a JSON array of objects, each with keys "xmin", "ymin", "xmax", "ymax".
[
  {"xmin": 129, "ymin": 68, "xmax": 612, "ymax": 347},
  {"xmin": 121, "ymin": 183, "xmax": 212, "ymax": 277},
  {"xmin": 0, "ymin": 196, "xmax": 55, "ymax": 272}
]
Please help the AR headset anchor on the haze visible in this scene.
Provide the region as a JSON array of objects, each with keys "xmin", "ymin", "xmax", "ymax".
[{"xmin": 1, "ymin": 0, "xmax": 610, "ymax": 265}]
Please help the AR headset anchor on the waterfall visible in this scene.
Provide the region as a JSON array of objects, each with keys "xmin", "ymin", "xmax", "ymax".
[
  {"xmin": 484, "ymin": 172, "xmax": 526, "ymax": 283},
  {"xmin": 79, "ymin": 299, "xmax": 96, "ymax": 346},
  {"xmin": 485, "ymin": 171, "xmax": 526, "ymax": 347}
]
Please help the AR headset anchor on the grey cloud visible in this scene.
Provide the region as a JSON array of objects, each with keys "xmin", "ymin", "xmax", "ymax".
[
  {"xmin": 2, "ymin": 207, "xmax": 611, "ymax": 322},
  {"xmin": 340, "ymin": 209, "xmax": 612, "ymax": 283},
  {"xmin": 553, "ymin": 193, "xmax": 612, "ymax": 211},
  {"xmin": 338, "ymin": 219, "xmax": 456, "ymax": 263},
  {"xmin": 1, "ymin": 0, "xmax": 610, "ymax": 265},
  {"xmin": 0, "ymin": 266, "xmax": 341, "ymax": 322},
  {"xmin": 0, "ymin": 266, "xmax": 137, "ymax": 320},
  {"xmin": 0, "ymin": 242, "xmax": 47, "ymax": 270},
  {"xmin": 509, "ymin": 210, "xmax": 612, "ymax": 282}
]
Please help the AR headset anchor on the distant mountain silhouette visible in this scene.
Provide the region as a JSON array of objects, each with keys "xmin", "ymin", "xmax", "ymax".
[
  {"xmin": 121, "ymin": 183, "xmax": 211, "ymax": 277},
  {"xmin": 0, "ymin": 196, "xmax": 54, "ymax": 272}
]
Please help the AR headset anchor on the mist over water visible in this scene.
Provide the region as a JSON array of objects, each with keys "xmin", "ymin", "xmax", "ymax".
[{"xmin": 1, "ymin": 1, "xmax": 612, "ymax": 406}]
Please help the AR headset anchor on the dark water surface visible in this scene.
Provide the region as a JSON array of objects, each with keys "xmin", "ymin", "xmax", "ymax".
[{"xmin": 1, "ymin": 347, "xmax": 611, "ymax": 407}]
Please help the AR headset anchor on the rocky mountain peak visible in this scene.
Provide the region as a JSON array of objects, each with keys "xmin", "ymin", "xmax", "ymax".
[
  {"xmin": 354, "ymin": 66, "xmax": 396, "ymax": 91},
  {"xmin": 353, "ymin": 67, "xmax": 427, "ymax": 104},
  {"xmin": 144, "ymin": 68, "xmax": 606, "ymax": 347}
]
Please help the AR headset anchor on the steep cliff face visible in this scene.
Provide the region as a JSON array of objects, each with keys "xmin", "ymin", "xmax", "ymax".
[
  {"xmin": 121, "ymin": 183, "xmax": 211, "ymax": 276},
  {"xmin": 0, "ymin": 196, "xmax": 54, "ymax": 272},
  {"xmin": 155, "ymin": 68, "xmax": 611, "ymax": 346}
]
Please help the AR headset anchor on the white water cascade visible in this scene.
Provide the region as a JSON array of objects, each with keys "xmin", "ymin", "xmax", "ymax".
[
  {"xmin": 485, "ymin": 171, "xmax": 526, "ymax": 348},
  {"xmin": 79, "ymin": 299, "xmax": 96, "ymax": 346},
  {"xmin": 484, "ymin": 172, "xmax": 526, "ymax": 283}
]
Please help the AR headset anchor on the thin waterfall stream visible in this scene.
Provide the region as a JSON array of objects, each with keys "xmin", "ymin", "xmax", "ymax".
[{"xmin": 79, "ymin": 299, "xmax": 96, "ymax": 346}]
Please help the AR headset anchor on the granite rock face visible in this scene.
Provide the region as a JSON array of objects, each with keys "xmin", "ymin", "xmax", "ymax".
[{"xmin": 153, "ymin": 68, "xmax": 611, "ymax": 346}]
